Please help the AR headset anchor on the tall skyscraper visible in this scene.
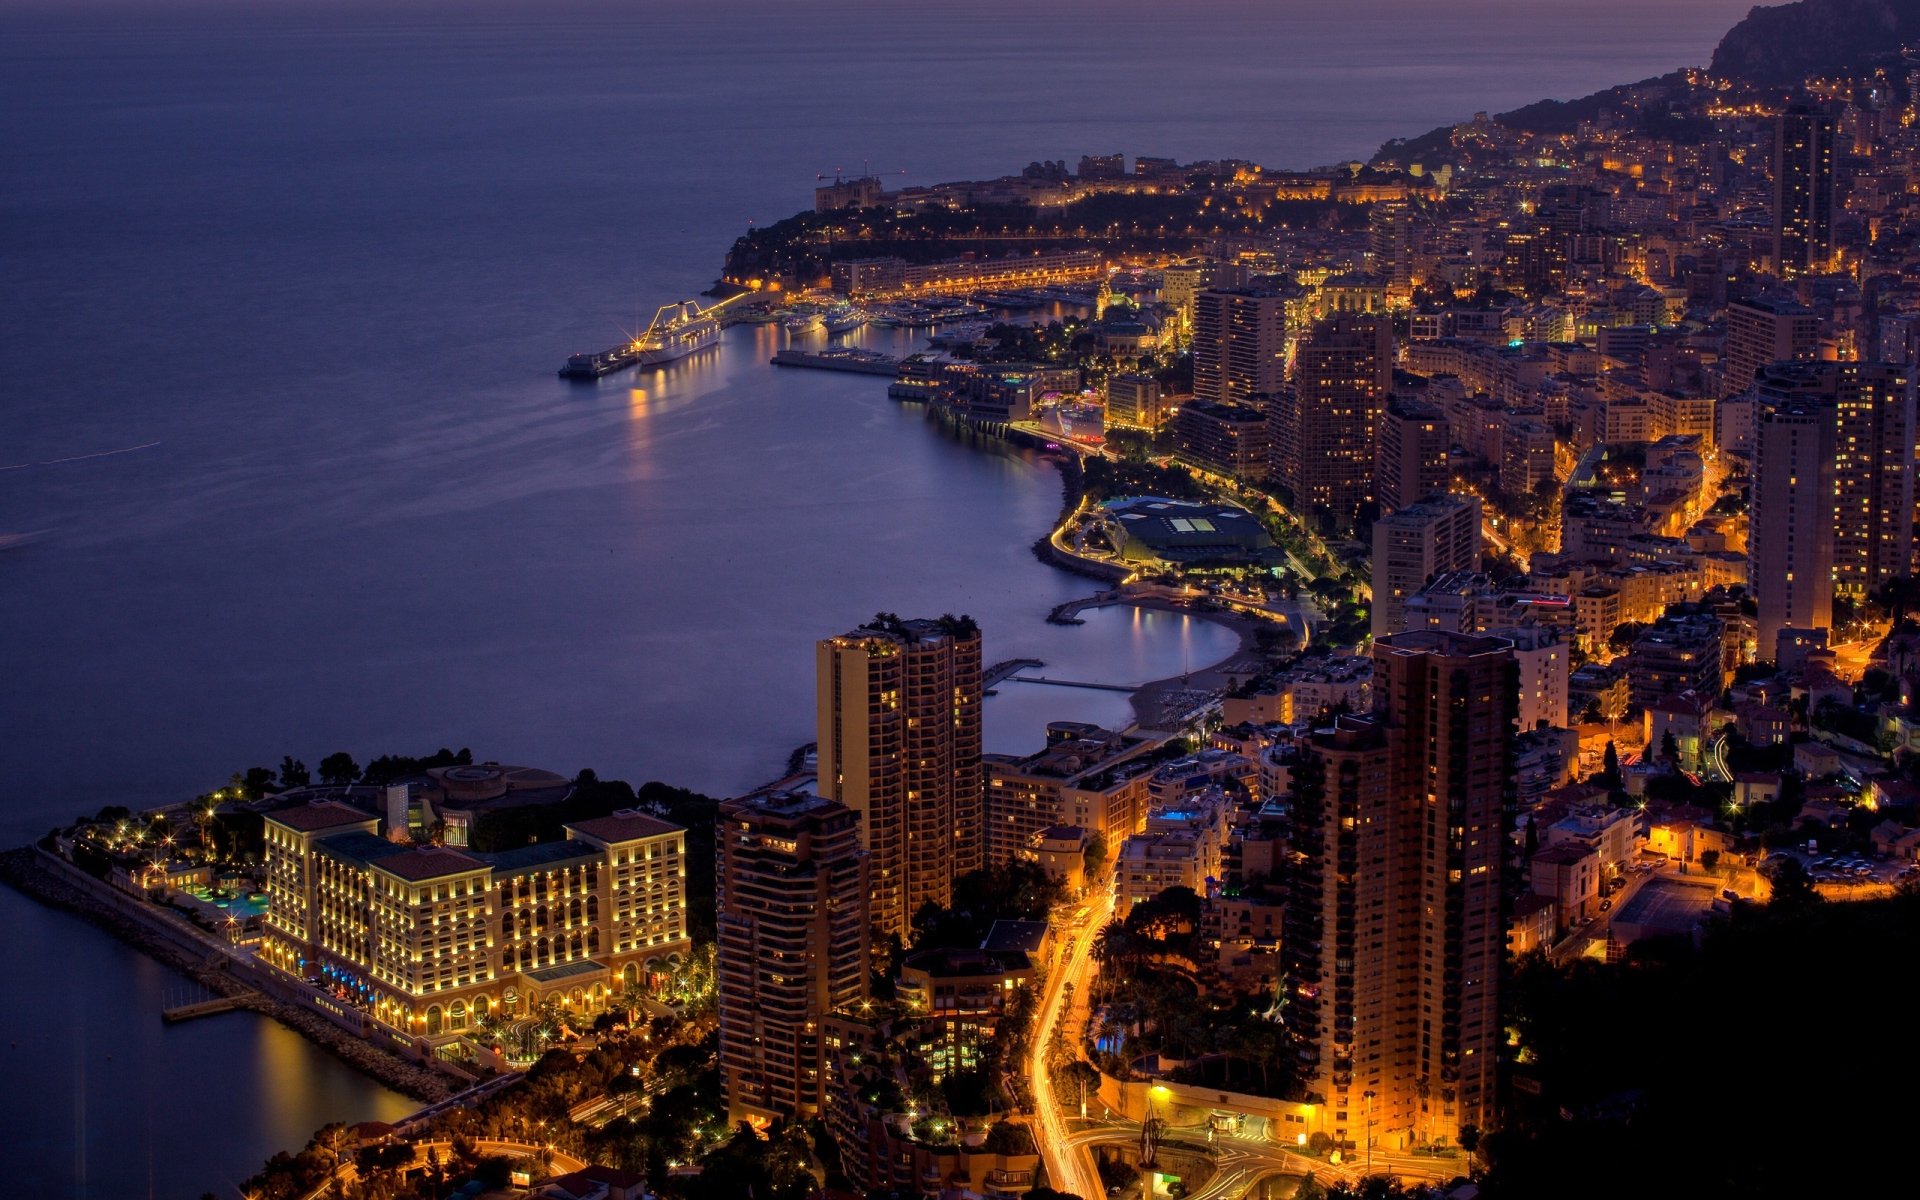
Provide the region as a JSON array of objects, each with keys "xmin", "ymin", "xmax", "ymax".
[
  {"xmin": 1371, "ymin": 495, "xmax": 1483, "ymax": 639},
  {"xmin": 1753, "ymin": 399, "xmax": 1836, "ymax": 652},
  {"xmin": 1283, "ymin": 713, "xmax": 1408, "ymax": 1147},
  {"xmin": 1751, "ymin": 362, "xmax": 1917, "ymax": 651},
  {"xmin": 1284, "ymin": 631, "xmax": 1516, "ymax": 1150},
  {"xmin": 1193, "ymin": 287, "xmax": 1292, "ymax": 406},
  {"xmin": 1271, "ymin": 314, "xmax": 1394, "ymax": 528},
  {"xmin": 1375, "ymin": 397, "xmax": 1451, "ymax": 514},
  {"xmin": 1368, "ymin": 201, "xmax": 1418, "ymax": 295},
  {"xmin": 1723, "ymin": 296, "xmax": 1818, "ymax": 398},
  {"xmin": 1773, "ymin": 107, "xmax": 1836, "ymax": 278},
  {"xmin": 717, "ymin": 789, "xmax": 871, "ymax": 1125},
  {"xmin": 1830, "ymin": 363, "xmax": 1917, "ymax": 600},
  {"xmin": 817, "ymin": 615, "xmax": 983, "ymax": 941}
]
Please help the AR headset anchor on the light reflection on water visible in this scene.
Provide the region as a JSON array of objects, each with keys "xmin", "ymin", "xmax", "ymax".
[
  {"xmin": 984, "ymin": 606, "xmax": 1241, "ymax": 756},
  {"xmin": 0, "ymin": 3, "xmax": 1750, "ymax": 1195}
]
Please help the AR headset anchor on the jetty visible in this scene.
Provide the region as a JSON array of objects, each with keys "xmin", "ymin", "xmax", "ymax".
[
  {"xmin": 770, "ymin": 348, "xmax": 901, "ymax": 376},
  {"xmin": 983, "ymin": 657, "xmax": 1044, "ymax": 690},
  {"xmin": 162, "ymin": 991, "xmax": 258, "ymax": 1023},
  {"xmin": 1006, "ymin": 675, "xmax": 1137, "ymax": 693}
]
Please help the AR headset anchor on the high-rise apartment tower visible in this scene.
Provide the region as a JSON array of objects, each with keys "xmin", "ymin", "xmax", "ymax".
[{"xmin": 817, "ymin": 615, "xmax": 984, "ymax": 940}]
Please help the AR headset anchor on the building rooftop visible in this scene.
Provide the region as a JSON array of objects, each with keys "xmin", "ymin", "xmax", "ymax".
[
  {"xmin": 1533, "ymin": 842, "xmax": 1597, "ymax": 866},
  {"xmin": 1375, "ymin": 628, "xmax": 1514, "ymax": 658},
  {"xmin": 981, "ymin": 919, "xmax": 1050, "ymax": 954},
  {"xmin": 265, "ymin": 801, "xmax": 376, "ymax": 833},
  {"xmin": 990, "ymin": 727, "xmax": 1141, "ymax": 781},
  {"xmin": 899, "ymin": 946, "xmax": 1033, "ymax": 979},
  {"xmin": 375, "ymin": 847, "xmax": 488, "ymax": 882},
  {"xmin": 1104, "ymin": 496, "xmax": 1274, "ymax": 555},
  {"xmin": 524, "ymin": 958, "xmax": 608, "ymax": 985},
  {"xmin": 1512, "ymin": 892, "xmax": 1557, "ymax": 919},
  {"xmin": 485, "ymin": 838, "xmax": 603, "ymax": 877},
  {"xmin": 567, "ymin": 810, "xmax": 684, "ymax": 844},
  {"xmin": 312, "ymin": 830, "xmax": 410, "ymax": 870},
  {"xmin": 1646, "ymin": 690, "xmax": 1715, "ymax": 716}
]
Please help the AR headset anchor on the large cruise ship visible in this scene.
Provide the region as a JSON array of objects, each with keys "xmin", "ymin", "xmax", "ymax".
[
  {"xmin": 634, "ymin": 299, "xmax": 725, "ymax": 365},
  {"xmin": 558, "ymin": 295, "xmax": 738, "ymax": 379}
]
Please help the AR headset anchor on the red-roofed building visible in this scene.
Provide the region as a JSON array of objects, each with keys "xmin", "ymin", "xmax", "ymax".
[
  {"xmin": 1733, "ymin": 771, "xmax": 1782, "ymax": 808},
  {"xmin": 1870, "ymin": 820, "xmax": 1920, "ymax": 862},
  {"xmin": 1869, "ymin": 777, "xmax": 1920, "ymax": 813},
  {"xmin": 1643, "ymin": 690, "xmax": 1716, "ymax": 772},
  {"xmin": 1509, "ymin": 892, "xmax": 1558, "ymax": 955},
  {"xmin": 1735, "ymin": 703, "xmax": 1791, "ymax": 747},
  {"xmin": 537, "ymin": 1164, "xmax": 647, "ymax": 1200}
]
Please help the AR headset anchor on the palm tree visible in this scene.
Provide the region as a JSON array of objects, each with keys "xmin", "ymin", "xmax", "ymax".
[{"xmin": 1091, "ymin": 920, "xmax": 1134, "ymax": 971}]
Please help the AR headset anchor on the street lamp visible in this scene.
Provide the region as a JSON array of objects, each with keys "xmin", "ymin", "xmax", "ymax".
[
  {"xmin": 1362, "ymin": 1090, "xmax": 1375, "ymax": 1174},
  {"xmin": 1142, "ymin": 1084, "xmax": 1170, "ymax": 1167}
]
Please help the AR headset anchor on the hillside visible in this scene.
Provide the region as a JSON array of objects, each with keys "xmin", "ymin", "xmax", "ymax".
[
  {"xmin": 1710, "ymin": 0, "xmax": 1920, "ymax": 84},
  {"xmin": 1376, "ymin": 0, "xmax": 1919, "ymax": 166}
]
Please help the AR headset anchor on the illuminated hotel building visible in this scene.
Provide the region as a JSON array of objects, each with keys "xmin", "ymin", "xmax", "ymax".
[
  {"xmin": 817, "ymin": 615, "xmax": 983, "ymax": 942},
  {"xmin": 717, "ymin": 789, "xmax": 871, "ymax": 1125},
  {"xmin": 1284, "ymin": 631, "xmax": 1516, "ymax": 1152},
  {"xmin": 261, "ymin": 802, "xmax": 689, "ymax": 1039}
]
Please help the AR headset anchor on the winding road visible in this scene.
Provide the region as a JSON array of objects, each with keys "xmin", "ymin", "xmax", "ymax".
[{"xmin": 1029, "ymin": 885, "xmax": 1115, "ymax": 1200}]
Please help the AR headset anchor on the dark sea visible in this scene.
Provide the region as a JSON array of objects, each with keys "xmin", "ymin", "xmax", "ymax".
[{"xmin": 0, "ymin": 2, "xmax": 1750, "ymax": 1195}]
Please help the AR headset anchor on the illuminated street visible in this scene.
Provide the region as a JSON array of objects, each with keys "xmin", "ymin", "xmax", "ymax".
[{"xmin": 1030, "ymin": 884, "xmax": 1115, "ymax": 1200}]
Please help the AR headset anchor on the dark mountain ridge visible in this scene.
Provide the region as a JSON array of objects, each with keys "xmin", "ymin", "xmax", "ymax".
[
  {"xmin": 1710, "ymin": 0, "xmax": 1920, "ymax": 84},
  {"xmin": 1375, "ymin": 0, "xmax": 1917, "ymax": 165}
]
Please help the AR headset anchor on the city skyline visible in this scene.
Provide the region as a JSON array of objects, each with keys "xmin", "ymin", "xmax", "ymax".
[{"xmin": 6, "ymin": 1, "xmax": 1919, "ymax": 1198}]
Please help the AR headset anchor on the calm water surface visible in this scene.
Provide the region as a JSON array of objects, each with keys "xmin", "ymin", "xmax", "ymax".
[{"xmin": 1, "ymin": 2, "xmax": 1750, "ymax": 1195}]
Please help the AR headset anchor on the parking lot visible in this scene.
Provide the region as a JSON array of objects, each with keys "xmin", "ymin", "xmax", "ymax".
[
  {"xmin": 1766, "ymin": 847, "xmax": 1915, "ymax": 890},
  {"xmin": 1612, "ymin": 877, "xmax": 1719, "ymax": 941}
]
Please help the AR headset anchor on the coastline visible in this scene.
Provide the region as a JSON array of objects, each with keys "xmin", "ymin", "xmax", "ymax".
[
  {"xmin": 1118, "ymin": 596, "xmax": 1262, "ymax": 731},
  {"xmin": 991, "ymin": 427, "xmax": 1265, "ymax": 733},
  {"xmin": 0, "ymin": 845, "xmax": 454, "ymax": 1103},
  {"xmin": 1046, "ymin": 591, "xmax": 1263, "ymax": 732}
]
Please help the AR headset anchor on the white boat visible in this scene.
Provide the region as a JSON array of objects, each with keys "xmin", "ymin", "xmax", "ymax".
[
  {"xmin": 784, "ymin": 311, "xmax": 824, "ymax": 335},
  {"xmin": 822, "ymin": 306, "xmax": 866, "ymax": 336},
  {"xmin": 633, "ymin": 299, "xmax": 728, "ymax": 366}
]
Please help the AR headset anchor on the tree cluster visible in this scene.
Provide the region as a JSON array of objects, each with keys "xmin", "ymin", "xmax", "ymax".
[{"xmin": 1488, "ymin": 884, "xmax": 1920, "ymax": 1198}]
